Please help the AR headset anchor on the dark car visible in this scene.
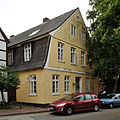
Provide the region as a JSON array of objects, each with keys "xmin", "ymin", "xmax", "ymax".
[
  {"xmin": 49, "ymin": 93, "xmax": 101, "ymax": 115},
  {"xmin": 100, "ymin": 93, "xmax": 120, "ymax": 108}
]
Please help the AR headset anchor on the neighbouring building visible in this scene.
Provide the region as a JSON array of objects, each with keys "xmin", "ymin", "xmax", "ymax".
[
  {"xmin": 0, "ymin": 27, "xmax": 9, "ymax": 102},
  {"xmin": 0, "ymin": 27, "xmax": 8, "ymax": 67},
  {"xmin": 8, "ymin": 8, "xmax": 98, "ymax": 105}
]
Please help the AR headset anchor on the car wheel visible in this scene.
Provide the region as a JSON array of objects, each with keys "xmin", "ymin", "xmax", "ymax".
[
  {"xmin": 93, "ymin": 104, "xmax": 99, "ymax": 112},
  {"xmin": 66, "ymin": 107, "xmax": 73, "ymax": 115},
  {"xmin": 109, "ymin": 103, "xmax": 114, "ymax": 109}
]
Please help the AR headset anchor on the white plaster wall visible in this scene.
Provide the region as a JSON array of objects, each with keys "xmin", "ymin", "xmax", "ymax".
[
  {"xmin": 0, "ymin": 33, "xmax": 5, "ymax": 40},
  {"xmin": 0, "ymin": 61, "xmax": 6, "ymax": 66},
  {"xmin": 0, "ymin": 41, "xmax": 6, "ymax": 50},
  {"xmin": 0, "ymin": 51, "xmax": 6, "ymax": 60}
]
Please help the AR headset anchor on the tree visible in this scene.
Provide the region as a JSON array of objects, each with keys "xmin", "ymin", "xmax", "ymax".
[
  {"xmin": 0, "ymin": 66, "xmax": 20, "ymax": 106},
  {"xmin": 86, "ymin": 0, "xmax": 120, "ymax": 92}
]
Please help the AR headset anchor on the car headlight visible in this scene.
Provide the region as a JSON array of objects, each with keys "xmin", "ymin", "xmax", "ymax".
[{"xmin": 57, "ymin": 103, "xmax": 66, "ymax": 107}]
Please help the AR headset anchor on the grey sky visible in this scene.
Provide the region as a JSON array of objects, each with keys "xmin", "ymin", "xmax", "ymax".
[{"xmin": 0, "ymin": 0, "xmax": 90, "ymax": 38}]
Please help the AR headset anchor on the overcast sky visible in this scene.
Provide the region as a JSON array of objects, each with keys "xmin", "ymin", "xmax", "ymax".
[{"xmin": 0, "ymin": 0, "xmax": 90, "ymax": 38}]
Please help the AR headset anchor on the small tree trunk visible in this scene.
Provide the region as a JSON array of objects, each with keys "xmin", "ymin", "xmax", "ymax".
[
  {"xmin": 1, "ymin": 89, "xmax": 6, "ymax": 108},
  {"xmin": 113, "ymin": 78, "xmax": 118, "ymax": 92}
]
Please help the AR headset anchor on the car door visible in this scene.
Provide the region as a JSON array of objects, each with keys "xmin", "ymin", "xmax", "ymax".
[
  {"xmin": 84, "ymin": 94, "xmax": 94, "ymax": 110},
  {"xmin": 114, "ymin": 95, "xmax": 120, "ymax": 106},
  {"xmin": 73, "ymin": 95, "xmax": 86, "ymax": 111}
]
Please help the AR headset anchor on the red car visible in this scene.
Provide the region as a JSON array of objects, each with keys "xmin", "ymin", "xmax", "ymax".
[{"xmin": 49, "ymin": 93, "xmax": 101, "ymax": 115}]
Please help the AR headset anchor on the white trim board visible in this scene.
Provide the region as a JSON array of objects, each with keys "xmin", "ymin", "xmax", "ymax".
[{"xmin": 45, "ymin": 66, "xmax": 91, "ymax": 75}]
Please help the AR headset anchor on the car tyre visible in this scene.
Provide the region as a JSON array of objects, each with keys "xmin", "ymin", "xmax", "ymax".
[
  {"xmin": 109, "ymin": 103, "xmax": 114, "ymax": 109},
  {"xmin": 66, "ymin": 107, "xmax": 73, "ymax": 115},
  {"xmin": 93, "ymin": 104, "xmax": 99, "ymax": 112}
]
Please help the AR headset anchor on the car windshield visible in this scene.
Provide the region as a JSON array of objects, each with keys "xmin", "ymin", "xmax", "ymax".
[
  {"xmin": 59, "ymin": 94, "xmax": 78, "ymax": 101},
  {"xmin": 101, "ymin": 94, "xmax": 115, "ymax": 99}
]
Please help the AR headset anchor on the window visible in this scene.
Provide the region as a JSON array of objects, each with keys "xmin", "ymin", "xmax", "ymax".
[
  {"xmin": 71, "ymin": 24, "xmax": 76, "ymax": 36},
  {"xmin": 8, "ymin": 50, "xmax": 13, "ymax": 65},
  {"xmin": 92, "ymin": 79, "xmax": 95, "ymax": 91},
  {"xmin": 65, "ymin": 76, "xmax": 70, "ymax": 93},
  {"xmin": 76, "ymin": 95, "xmax": 84, "ymax": 101},
  {"xmin": 81, "ymin": 51, "xmax": 85, "ymax": 66},
  {"xmin": 71, "ymin": 47, "xmax": 76, "ymax": 64},
  {"xmin": 24, "ymin": 43, "xmax": 31, "ymax": 62},
  {"xmin": 86, "ymin": 78, "xmax": 89, "ymax": 92},
  {"xmin": 29, "ymin": 75, "xmax": 36, "ymax": 95},
  {"xmin": 91, "ymin": 95, "xmax": 97, "ymax": 99},
  {"xmin": 58, "ymin": 43, "xmax": 64, "ymax": 61},
  {"xmin": 85, "ymin": 94, "xmax": 92, "ymax": 100},
  {"xmin": 81, "ymin": 30, "xmax": 86, "ymax": 41},
  {"xmin": 52, "ymin": 75, "xmax": 59, "ymax": 94}
]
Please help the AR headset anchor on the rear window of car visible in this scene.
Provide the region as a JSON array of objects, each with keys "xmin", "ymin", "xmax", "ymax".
[{"xmin": 91, "ymin": 95, "xmax": 97, "ymax": 99}]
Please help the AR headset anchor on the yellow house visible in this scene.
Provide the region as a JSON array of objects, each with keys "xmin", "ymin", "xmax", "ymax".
[{"xmin": 8, "ymin": 8, "xmax": 98, "ymax": 105}]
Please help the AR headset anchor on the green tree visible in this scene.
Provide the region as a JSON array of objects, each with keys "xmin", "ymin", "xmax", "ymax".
[
  {"xmin": 0, "ymin": 66, "xmax": 20, "ymax": 106},
  {"xmin": 86, "ymin": 0, "xmax": 120, "ymax": 92}
]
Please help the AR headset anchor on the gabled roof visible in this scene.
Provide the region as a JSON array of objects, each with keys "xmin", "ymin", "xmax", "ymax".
[
  {"xmin": 0, "ymin": 27, "xmax": 9, "ymax": 42},
  {"xmin": 8, "ymin": 8, "xmax": 79, "ymax": 47}
]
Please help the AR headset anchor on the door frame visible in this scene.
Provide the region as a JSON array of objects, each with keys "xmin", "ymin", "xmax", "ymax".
[{"xmin": 75, "ymin": 77, "xmax": 82, "ymax": 93}]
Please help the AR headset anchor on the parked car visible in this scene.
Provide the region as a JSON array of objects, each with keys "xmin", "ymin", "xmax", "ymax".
[
  {"xmin": 49, "ymin": 93, "xmax": 101, "ymax": 115},
  {"xmin": 100, "ymin": 93, "xmax": 120, "ymax": 108}
]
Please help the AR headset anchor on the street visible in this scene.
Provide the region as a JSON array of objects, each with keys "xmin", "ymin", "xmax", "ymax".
[{"xmin": 0, "ymin": 108, "xmax": 120, "ymax": 120}]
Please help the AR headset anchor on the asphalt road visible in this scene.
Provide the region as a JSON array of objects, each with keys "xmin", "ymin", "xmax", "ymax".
[{"xmin": 0, "ymin": 108, "xmax": 120, "ymax": 120}]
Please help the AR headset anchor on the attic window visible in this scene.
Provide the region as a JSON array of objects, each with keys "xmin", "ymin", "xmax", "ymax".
[
  {"xmin": 29, "ymin": 30, "xmax": 39, "ymax": 36},
  {"xmin": 77, "ymin": 16, "xmax": 80, "ymax": 20}
]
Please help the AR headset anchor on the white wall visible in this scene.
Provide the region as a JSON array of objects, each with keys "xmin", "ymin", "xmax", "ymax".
[
  {"xmin": 0, "ymin": 33, "xmax": 5, "ymax": 40},
  {"xmin": 0, "ymin": 41, "xmax": 6, "ymax": 50},
  {"xmin": 0, "ymin": 91, "xmax": 8, "ymax": 102},
  {"xmin": 0, "ymin": 61, "xmax": 6, "ymax": 66},
  {"xmin": 0, "ymin": 51, "xmax": 6, "ymax": 60}
]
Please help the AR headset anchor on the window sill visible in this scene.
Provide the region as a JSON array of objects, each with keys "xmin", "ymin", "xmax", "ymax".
[
  {"xmin": 52, "ymin": 93, "xmax": 61, "ymax": 96},
  {"xmin": 65, "ymin": 92, "xmax": 71, "ymax": 95},
  {"xmin": 28, "ymin": 93, "xmax": 37, "ymax": 96},
  {"xmin": 58, "ymin": 60, "xmax": 65, "ymax": 63},
  {"xmin": 71, "ymin": 63, "xmax": 76, "ymax": 66},
  {"xmin": 81, "ymin": 65, "xmax": 86, "ymax": 68}
]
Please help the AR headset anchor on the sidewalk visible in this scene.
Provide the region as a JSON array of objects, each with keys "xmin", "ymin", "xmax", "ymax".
[{"xmin": 0, "ymin": 104, "xmax": 49, "ymax": 116}]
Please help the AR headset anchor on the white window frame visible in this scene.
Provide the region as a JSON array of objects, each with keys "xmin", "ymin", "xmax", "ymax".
[
  {"xmin": 65, "ymin": 76, "xmax": 70, "ymax": 93},
  {"xmin": 24, "ymin": 43, "xmax": 31, "ymax": 62},
  {"xmin": 71, "ymin": 47, "xmax": 76, "ymax": 64},
  {"xmin": 8, "ymin": 50, "xmax": 13, "ymax": 65},
  {"xmin": 86, "ymin": 78, "xmax": 89, "ymax": 92},
  {"xmin": 29, "ymin": 75, "xmax": 36, "ymax": 95},
  {"xmin": 58, "ymin": 42, "xmax": 64, "ymax": 61},
  {"xmin": 52, "ymin": 75, "xmax": 59, "ymax": 94},
  {"xmin": 71, "ymin": 24, "xmax": 76, "ymax": 36},
  {"xmin": 81, "ymin": 51, "xmax": 85, "ymax": 67},
  {"xmin": 81, "ymin": 30, "xmax": 86, "ymax": 41}
]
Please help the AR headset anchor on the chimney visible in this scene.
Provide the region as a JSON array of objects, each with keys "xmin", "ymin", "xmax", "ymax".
[
  {"xmin": 43, "ymin": 17, "xmax": 49, "ymax": 23},
  {"xmin": 10, "ymin": 35, "xmax": 15, "ymax": 39}
]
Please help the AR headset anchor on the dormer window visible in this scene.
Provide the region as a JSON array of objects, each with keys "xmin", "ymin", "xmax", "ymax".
[
  {"xmin": 24, "ymin": 43, "xmax": 31, "ymax": 62},
  {"xmin": 71, "ymin": 24, "xmax": 76, "ymax": 36}
]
